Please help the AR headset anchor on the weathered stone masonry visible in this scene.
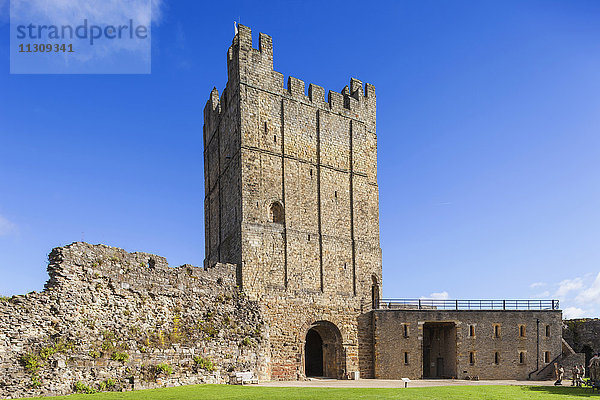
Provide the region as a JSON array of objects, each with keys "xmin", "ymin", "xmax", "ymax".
[
  {"xmin": 203, "ymin": 25, "xmax": 382, "ymax": 380},
  {"xmin": 0, "ymin": 243, "xmax": 266, "ymax": 399},
  {"xmin": 0, "ymin": 24, "xmax": 571, "ymax": 398},
  {"xmin": 373, "ymin": 310, "xmax": 563, "ymax": 380}
]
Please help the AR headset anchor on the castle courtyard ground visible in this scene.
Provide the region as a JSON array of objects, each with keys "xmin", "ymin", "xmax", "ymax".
[
  {"xmin": 259, "ymin": 378, "xmax": 558, "ymax": 388},
  {"xmin": 29, "ymin": 381, "xmax": 595, "ymax": 400}
]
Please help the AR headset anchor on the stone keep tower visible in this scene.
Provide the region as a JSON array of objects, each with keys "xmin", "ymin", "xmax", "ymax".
[{"xmin": 203, "ymin": 25, "xmax": 382, "ymax": 379}]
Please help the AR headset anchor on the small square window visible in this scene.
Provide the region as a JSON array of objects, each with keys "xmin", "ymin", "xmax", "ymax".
[
  {"xmin": 469, "ymin": 325, "xmax": 475, "ymax": 337},
  {"xmin": 403, "ymin": 324, "xmax": 409, "ymax": 338},
  {"xmin": 404, "ymin": 352, "xmax": 409, "ymax": 365},
  {"xmin": 494, "ymin": 325, "xmax": 501, "ymax": 338},
  {"xmin": 469, "ymin": 352, "xmax": 475, "ymax": 365},
  {"xmin": 545, "ymin": 325, "xmax": 551, "ymax": 337},
  {"xmin": 544, "ymin": 351, "xmax": 551, "ymax": 363},
  {"xmin": 494, "ymin": 352, "xmax": 500, "ymax": 365},
  {"xmin": 519, "ymin": 351, "xmax": 526, "ymax": 364}
]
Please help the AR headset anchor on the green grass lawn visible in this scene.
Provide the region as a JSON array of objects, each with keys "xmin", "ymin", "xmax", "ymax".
[{"xmin": 31, "ymin": 385, "xmax": 599, "ymax": 400}]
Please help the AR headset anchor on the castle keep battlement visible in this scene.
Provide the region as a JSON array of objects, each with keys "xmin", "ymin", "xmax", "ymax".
[
  {"xmin": 204, "ymin": 26, "xmax": 375, "ymax": 127},
  {"xmin": 203, "ymin": 24, "xmax": 382, "ymax": 380}
]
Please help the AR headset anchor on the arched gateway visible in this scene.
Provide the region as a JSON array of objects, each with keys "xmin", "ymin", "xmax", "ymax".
[{"xmin": 304, "ymin": 321, "xmax": 344, "ymax": 378}]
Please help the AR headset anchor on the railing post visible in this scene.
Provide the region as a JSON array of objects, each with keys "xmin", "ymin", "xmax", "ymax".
[
  {"xmin": 418, "ymin": 299, "xmax": 421, "ymax": 310},
  {"xmin": 455, "ymin": 300, "xmax": 458, "ymax": 310},
  {"xmin": 503, "ymin": 300, "xmax": 506, "ymax": 310}
]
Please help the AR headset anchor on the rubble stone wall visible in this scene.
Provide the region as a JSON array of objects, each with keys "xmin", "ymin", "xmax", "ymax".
[
  {"xmin": 563, "ymin": 318, "xmax": 600, "ymax": 366},
  {"xmin": 0, "ymin": 243, "xmax": 266, "ymax": 399}
]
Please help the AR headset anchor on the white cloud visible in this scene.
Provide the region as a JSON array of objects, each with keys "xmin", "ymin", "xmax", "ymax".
[
  {"xmin": 542, "ymin": 273, "xmax": 600, "ymax": 319},
  {"xmin": 422, "ymin": 291, "xmax": 449, "ymax": 300},
  {"xmin": 533, "ymin": 291, "xmax": 551, "ymax": 299},
  {"xmin": 530, "ymin": 282, "xmax": 546, "ymax": 289},
  {"xmin": 555, "ymin": 278, "xmax": 584, "ymax": 298},
  {"xmin": 575, "ymin": 272, "xmax": 600, "ymax": 305},
  {"xmin": 10, "ymin": 0, "xmax": 164, "ymax": 25},
  {"xmin": 563, "ymin": 307, "xmax": 587, "ymax": 319},
  {"xmin": 0, "ymin": 215, "xmax": 16, "ymax": 236}
]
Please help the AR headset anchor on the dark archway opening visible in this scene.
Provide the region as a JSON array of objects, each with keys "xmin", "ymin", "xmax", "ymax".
[
  {"xmin": 422, "ymin": 322, "xmax": 457, "ymax": 378},
  {"xmin": 582, "ymin": 345, "xmax": 594, "ymax": 370},
  {"xmin": 304, "ymin": 321, "xmax": 344, "ymax": 378},
  {"xmin": 305, "ymin": 328, "xmax": 323, "ymax": 377}
]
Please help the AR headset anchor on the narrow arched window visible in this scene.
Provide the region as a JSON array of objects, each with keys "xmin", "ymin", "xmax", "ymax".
[
  {"xmin": 270, "ymin": 202, "xmax": 284, "ymax": 224},
  {"xmin": 371, "ymin": 275, "xmax": 380, "ymax": 309}
]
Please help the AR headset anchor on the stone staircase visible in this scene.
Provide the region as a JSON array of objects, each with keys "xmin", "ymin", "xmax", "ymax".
[{"xmin": 530, "ymin": 339, "xmax": 585, "ymax": 381}]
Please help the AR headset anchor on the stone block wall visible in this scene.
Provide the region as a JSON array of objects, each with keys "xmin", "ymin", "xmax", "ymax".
[
  {"xmin": 373, "ymin": 310, "xmax": 563, "ymax": 380},
  {"xmin": 258, "ymin": 293, "xmax": 375, "ymax": 380},
  {"xmin": 202, "ymin": 24, "xmax": 382, "ymax": 381},
  {"xmin": 0, "ymin": 243, "xmax": 266, "ymax": 399},
  {"xmin": 203, "ymin": 24, "xmax": 382, "ymax": 304}
]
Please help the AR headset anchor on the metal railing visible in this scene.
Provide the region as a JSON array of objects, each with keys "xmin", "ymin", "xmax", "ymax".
[{"xmin": 377, "ymin": 299, "xmax": 559, "ymax": 311}]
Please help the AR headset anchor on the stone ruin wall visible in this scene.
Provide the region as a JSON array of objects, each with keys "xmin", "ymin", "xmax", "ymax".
[
  {"xmin": 0, "ymin": 243, "xmax": 267, "ymax": 399},
  {"xmin": 563, "ymin": 318, "xmax": 600, "ymax": 365}
]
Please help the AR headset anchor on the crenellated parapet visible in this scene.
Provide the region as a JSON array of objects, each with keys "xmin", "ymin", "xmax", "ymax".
[{"xmin": 205, "ymin": 24, "xmax": 376, "ymax": 134}]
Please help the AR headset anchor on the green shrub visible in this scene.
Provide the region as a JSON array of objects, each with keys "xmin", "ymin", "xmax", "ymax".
[
  {"xmin": 193, "ymin": 355, "xmax": 215, "ymax": 371},
  {"xmin": 39, "ymin": 346, "xmax": 57, "ymax": 360},
  {"xmin": 20, "ymin": 353, "xmax": 41, "ymax": 373},
  {"xmin": 31, "ymin": 375, "xmax": 42, "ymax": 389},
  {"xmin": 53, "ymin": 339, "xmax": 75, "ymax": 353},
  {"xmin": 74, "ymin": 381, "xmax": 97, "ymax": 394},
  {"xmin": 155, "ymin": 363, "xmax": 173, "ymax": 375},
  {"xmin": 97, "ymin": 378, "xmax": 116, "ymax": 392},
  {"xmin": 241, "ymin": 337, "xmax": 252, "ymax": 347},
  {"xmin": 111, "ymin": 352, "xmax": 129, "ymax": 363},
  {"xmin": 0, "ymin": 296, "xmax": 11, "ymax": 303},
  {"xmin": 89, "ymin": 350, "xmax": 100, "ymax": 359}
]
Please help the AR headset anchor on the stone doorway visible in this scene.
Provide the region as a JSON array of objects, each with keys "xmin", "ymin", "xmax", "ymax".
[
  {"xmin": 422, "ymin": 322, "xmax": 457, "ymax": 378},
  {"xmin": 304, "ymin": 321, "xmax": 344, "ymax": 378}
]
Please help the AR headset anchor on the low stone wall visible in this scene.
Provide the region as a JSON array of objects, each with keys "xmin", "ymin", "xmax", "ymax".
[{"xmin": 0, "ymin": 243, "xmax": 266, "ymax": 399}]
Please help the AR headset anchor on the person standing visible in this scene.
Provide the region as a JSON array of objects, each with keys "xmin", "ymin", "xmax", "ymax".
[
  {"xmin": 555, "ymin": 364, "xmax": 565, "ymax": 386},
  {"xmin": 572, "ymin": 365, "xmax": 579, "ymax": 386},
  {"xmin": 578, "ymin": 364, "xmax": 586, "ymax": 386}
]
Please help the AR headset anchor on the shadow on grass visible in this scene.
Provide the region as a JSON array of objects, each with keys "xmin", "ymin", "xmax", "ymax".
[{"xmin": 525, "ymin": 386, "xmax": 600, "ymax": 397}]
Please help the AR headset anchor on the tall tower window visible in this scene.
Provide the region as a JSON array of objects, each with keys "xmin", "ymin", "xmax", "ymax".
[
  {"xmin": 270, "ymin": 202, "xmax": 284, "ymax": 224},
  {"xmin": 371, "ymin": 275, "xmax": 380, "ymax": 309}
]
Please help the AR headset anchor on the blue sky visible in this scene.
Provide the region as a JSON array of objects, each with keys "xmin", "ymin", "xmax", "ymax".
[{"xmin": 1, "ymin": 0, "xmax": 599, "ymax": 319}]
